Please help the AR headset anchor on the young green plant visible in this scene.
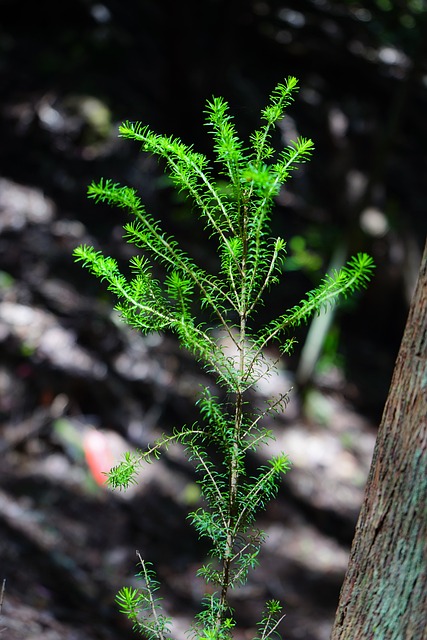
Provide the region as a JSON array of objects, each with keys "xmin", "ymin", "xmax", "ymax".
[{"xmin": 74, "ymin": 76, "xmax": 374, "ymax": 639}]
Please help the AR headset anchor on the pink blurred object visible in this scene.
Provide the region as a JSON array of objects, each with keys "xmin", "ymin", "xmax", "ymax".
[{"xmin": 83, "ymin": 429, "xmax": 115, "ymax": 486}]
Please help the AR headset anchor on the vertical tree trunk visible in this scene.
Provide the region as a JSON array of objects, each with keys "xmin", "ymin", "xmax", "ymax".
[{"xmin": 331, "ymin": 239, "xmax": 427, "ymax": 640}]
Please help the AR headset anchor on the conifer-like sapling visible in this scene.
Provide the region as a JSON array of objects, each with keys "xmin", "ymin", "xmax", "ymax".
[{"xmin": 73, "ymin": 76, "xmax": 374, "ymax": 639}]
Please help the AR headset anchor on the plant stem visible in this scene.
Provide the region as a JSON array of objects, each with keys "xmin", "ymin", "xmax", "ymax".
[{"xmin": 216, "ymin": 199, "xmax": 249, "ymax": 628}]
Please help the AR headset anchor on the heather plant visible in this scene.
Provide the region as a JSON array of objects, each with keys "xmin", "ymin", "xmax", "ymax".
[{"xmin": 73, "ymin": 76, "xmax": 374, "ymax": 639}]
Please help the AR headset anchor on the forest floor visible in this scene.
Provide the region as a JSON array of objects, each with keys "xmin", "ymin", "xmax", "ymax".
[
  {"xmin": 0, "ymin": 178, "xmax": 383, "ymax": 640},
  {"xmin": 2, "ymin": 5, "xmax": 425, "ymax": 637}
]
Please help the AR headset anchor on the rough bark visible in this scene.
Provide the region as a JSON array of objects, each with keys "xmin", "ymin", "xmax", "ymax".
[{"xmin": 331, "ymin": 238, "xmax": 427, "ymax": 640}]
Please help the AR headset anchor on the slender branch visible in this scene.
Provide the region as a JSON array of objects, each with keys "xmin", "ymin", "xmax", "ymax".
[
  {"xmin": 120, "ymin": 124, "xmax": 241, "ymax": 269},
  {"xmin": 136, "ymin": 552, "xmax": 167, "ymax": 640},
  {"xmin": 125, "ymin": 210, "xmax": 239, "ymax": 315},
  {"xmin": 188, "ymin": 449, "xmax": 228, "ymax": 530},
  {"xmin": 247, "ymin": 238, "xmax": 284, "ymax": 314},
  {"xmin": 233, "ymin": 462, "xmax": 283, "ymax": 535},
  {"xmin": 259, "ymin": 611, "xmax": 287, "ymax": 640},
  {"xmin": 247, "ymin": 254, "xmax": 374, "ymax": 375},
  {"xmin": 241, "ymin": 394, "xmax": 290, "ymax": 452}
]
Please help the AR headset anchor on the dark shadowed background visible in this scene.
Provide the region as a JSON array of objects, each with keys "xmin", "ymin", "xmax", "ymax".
[{"xmin": 0, "ymin": 1, "xmax": 426, "ymax": 639}]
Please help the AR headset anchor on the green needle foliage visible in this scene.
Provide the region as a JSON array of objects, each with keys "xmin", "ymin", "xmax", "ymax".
[{"xmin": 73, "ymin": 76, "xmax": 374, "ymax": 639}]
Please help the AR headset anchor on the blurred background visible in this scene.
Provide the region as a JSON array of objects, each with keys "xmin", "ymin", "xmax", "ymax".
[{"xmin": 0, "ymin": 1, "xmax": 426, "ymax": 639}]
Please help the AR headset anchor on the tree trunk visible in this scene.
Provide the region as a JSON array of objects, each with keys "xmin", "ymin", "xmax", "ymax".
[{"xmin": 331, "ymin": 238, "xmax": 427, "ymax": 640}]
